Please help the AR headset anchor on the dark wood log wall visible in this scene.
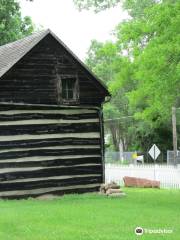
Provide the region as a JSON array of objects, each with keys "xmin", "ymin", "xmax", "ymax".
[
  {"xmin": 0, "ymin": 104, "xmax": 103, "ymax": 198},
  {"xmin": 0, "ymin": 34, "xmax": 107, "ymax": 198},
  {"xmin": 0, "ymin": 34, "xmax": 106, "ymax": 106}
]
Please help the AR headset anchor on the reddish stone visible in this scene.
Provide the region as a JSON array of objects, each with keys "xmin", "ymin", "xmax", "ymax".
[{"xmin": 123, "ymin": 176, "xmax": 160, "ymax": 188}]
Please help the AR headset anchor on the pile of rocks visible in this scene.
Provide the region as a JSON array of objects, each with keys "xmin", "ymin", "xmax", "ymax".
[{"xmin": 100, "ymin": 182, "xmax": 126, "ymax": 197}]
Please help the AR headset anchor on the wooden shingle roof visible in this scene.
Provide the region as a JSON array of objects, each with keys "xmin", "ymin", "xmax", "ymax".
[
  {"xmin": 0, "ymin": 29, "xmax": 110, "ymax": 96},
  {"xmin": 0, "ymin": 30, "xmax": 48, "ymax": 78}
]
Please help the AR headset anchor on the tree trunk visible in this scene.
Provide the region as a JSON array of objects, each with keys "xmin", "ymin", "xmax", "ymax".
[{"xmin": 119, "ymin": 139, "xmax": 124, "ymax": 163}]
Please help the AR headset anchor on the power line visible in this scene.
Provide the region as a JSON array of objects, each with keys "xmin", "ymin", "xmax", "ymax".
[{"xmin": 104, "ymin": 116, "xmax": 134, "ymax": 122}]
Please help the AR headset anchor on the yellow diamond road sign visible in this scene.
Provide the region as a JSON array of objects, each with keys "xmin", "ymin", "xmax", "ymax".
[{"xmin": 148, "ymin": 144, "xmax": 161, "ymax": 160}]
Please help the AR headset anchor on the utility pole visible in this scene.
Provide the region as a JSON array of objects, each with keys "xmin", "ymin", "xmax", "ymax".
[{"xmin": 172, "ymin": 107, "xmax": 177, "ymax": 165}]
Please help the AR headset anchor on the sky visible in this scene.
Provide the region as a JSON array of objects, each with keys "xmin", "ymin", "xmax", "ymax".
[{"xmin": 20, "ymin": 0, "xmax": 129, "ymax": 60}]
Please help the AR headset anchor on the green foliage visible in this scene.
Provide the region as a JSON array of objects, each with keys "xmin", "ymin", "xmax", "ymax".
[
  {"xmin": 86, "ymin": 39, "xmax": 136, "ymax": 151},
  {"xmin": 73, "ymin": 0, "xmax": 120, "ymax": 12},
  {"xmin": 0, "ymin": 0, "xmax": 34, "ymax": 46},
  {"xmin": 84, "ymin": 0, "xmax": 180, "ymax": 154},
  {"xmin": 86, "ymin": 39, "xmax": 119, "ymax": 84},
  {"xmin": 122, "ymin": 0, "xmax": 157, "ymax": 18},
  {"xmin": 115, "ymin": 1, "xmax": 180, "ymax": 128},
  {"xmin": 73, "ymin": 0, "xmax": 156, "ymax": 17}
]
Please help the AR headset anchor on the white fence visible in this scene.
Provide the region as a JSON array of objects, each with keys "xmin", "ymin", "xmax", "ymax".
[{"xmin": 105, "ymin": 164, "xmax": 180, "ymax": 189}]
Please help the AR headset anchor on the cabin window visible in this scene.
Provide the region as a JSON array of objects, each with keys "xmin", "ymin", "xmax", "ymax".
[{"xmin": 61, "ymin": 76, "xmax": 79, "ymax": 103}]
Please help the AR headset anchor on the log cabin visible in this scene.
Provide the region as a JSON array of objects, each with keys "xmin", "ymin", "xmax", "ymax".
[{"xmin": 0, "ymin": 29, "xmax": 110, "ymax": 198}]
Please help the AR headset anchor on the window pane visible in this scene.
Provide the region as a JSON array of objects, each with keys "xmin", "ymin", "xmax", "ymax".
[
  {"xmin": 68, "ymin": 90, "xmax": 74, "ymax": 99},
  {"xmin": 62, "ymin": 88, "xmax": 67, "ymax": 99},
  {"xmin": 61, "ymin": 77, "xmax": 76, "ymax": 100}
]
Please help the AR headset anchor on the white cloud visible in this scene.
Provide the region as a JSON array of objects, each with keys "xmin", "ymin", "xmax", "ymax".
[{"xmin": 20, "ymin": 0, "xmax": 128, "ymax": 60}]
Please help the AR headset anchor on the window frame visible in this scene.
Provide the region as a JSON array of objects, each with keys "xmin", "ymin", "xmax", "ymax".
[{"xmin": 60, "ymin": 74, "xmax": 79, "ymax": 105}]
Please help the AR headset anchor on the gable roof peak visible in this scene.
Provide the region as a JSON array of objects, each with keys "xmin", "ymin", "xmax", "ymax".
[{"xmin": 0, "ymin": 29, "xmax": 110, "ymax": 96}]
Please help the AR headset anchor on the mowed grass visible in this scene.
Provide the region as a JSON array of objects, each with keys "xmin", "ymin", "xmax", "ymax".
[{"xmin": 0, "ymin": 188, "xmax": 179, "ymax": 240}]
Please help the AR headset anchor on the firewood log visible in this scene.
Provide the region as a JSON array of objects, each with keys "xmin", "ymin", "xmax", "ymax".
[
  {"xmin": 106, "ymin": 188, "xmax": 122, "ymax": 195},
  {"xmin": 105, "ymin": 182, "xmax": 120, "ymax": 191},
  {"xmin": 99, "ymin": 184, "xmax": 106, "ymax": 193}
]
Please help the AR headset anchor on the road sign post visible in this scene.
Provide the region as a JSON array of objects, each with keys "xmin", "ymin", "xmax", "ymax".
[{"xmin": 148, "ymin": 144, "xmax": 161, "ymax": 180}]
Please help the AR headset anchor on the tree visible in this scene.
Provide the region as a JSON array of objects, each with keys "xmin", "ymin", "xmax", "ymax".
[
  {"xmin": 73, "ymin": 0, "xmax": 180, "ymax": 157},
  {"xmin": 86, "ymin": 40, "xmax": 119, "ymax": 84},
  {"xmin": 0, "ymin": 0, "xmax": 34, "ymax": 46},
  {"xmin": 114, "ymin": 2, "xmax": 180, "ymax": 127},
  {"xmin": 111, "ymin": 1, "xmax": 180, "ymax": 154},
  {"xmin": 86, "ymin": 40, "xmax": 136, "ymax": 152},
  {"xmin": 83, "ymin": 0, "xmax": 180, "ymax": 157}
]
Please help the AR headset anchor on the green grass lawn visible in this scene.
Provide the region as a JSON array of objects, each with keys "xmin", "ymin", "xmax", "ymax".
[{"xmin": 0, "ymin": 188, "xmax": 179, "ymax": 240}]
